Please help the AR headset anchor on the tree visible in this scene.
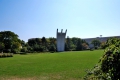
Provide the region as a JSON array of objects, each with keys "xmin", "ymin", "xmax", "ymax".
[
  {"xmin": 65, "ymin": 42, "xmax": 69, "ymax": 51},
  {"xmin": 28, "ymin": 38, "xmax": 40, "ymax": 46},
  {"xmin": 65, "ymin": 37, "xmax": 73, "ymax": 51},
  {"xmin": 21, "ymin": 47, "xmax": 28, "ymax": 52},
  {"xmin": 26, "ymin": 43, "xmax": 33, "ymax": 52},
  {"xmin": 65, "ymin": 37, "xmax": 85, "ymax": 51},
  {"xmin": 49, "ymin": 44, "xmax": 56, "ymax": 52},
  {"xmin": 49, "ymin": 37, "xmax": 56, "ymax": 46},
  {"xmin": 91, "ymin": 39, "xmax": 101, "ymax": 49},
  {"xmin": 33, "ymin": 44, "xmax": 40, "ymax": 51},
  {"xmin": 71, "ymin": 44, "xmax": 76, "ymax": 50},
  {"xmin": 41, "ymin": 37, "xmax": 47, "ymax": 51},
  {"xmin": 76, "ymin": 38, "xmax": 82, "ymax": 51},
  {"xmin": 100, "ymin": 41, "xmax": 107, "ymax": 49},
  {"xmin": 71, "ymin": 37, "xmax": 80, "ymax": 50},
  {"xmin": 48, "ymin": 37, "xmax": 56, "ymax": 52},
  {"xmin": 0, "ymin": 31, "xmax": 21, "ymax": 53},
  {"xmin": 41, "ymin": 37, "xmax": 46, "ymax": 45},
  {"xmin": 21, "ymin": 40, "xmax": 26, "ymax": 47},
  {"xmin": 82, "ymin": 40, "xmax": 89, "ymax": 46},
  {"xmin": 11, "ymin": 41, "xmax": 21, "ymax": 53},
  {"xmin": 82, "ymin": 43, "xmax": 89, "ymax": 50},
  {"xmin": 0, "ymin": 42, "xmax": 5, "ymax": 52},
  {"xmin": 84, "ymin": 38, "xmax": 120, "ymax": 80},
  {"xmin": 106, "ymin": 37, "xmax": 120, "ymax": 47},
  {"xmin": 49, "ymin": 37, "xmax": 56, "ymax": 44},
  {"xmin": 71, "ymin": 37, "xmax": 78, "ymax": 46}
]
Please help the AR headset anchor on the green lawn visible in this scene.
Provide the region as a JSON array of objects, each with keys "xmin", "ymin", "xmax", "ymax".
[{"xmin": 0, "ymin": 50, "xmax": 104, "ymax": 80}]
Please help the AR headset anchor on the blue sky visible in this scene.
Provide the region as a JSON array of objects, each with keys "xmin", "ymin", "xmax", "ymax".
[{"xmin": 0, "ymin": 0, "xmax": 120, "ymax": 42}]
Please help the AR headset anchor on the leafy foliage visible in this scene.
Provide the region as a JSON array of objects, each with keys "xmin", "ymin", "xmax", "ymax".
[
  {"xmin": 100, "ymin": 42, "xmax": 107, "ymax": 49},
  {"xmin": 0, "ymin": 31, "xmax": 89, "ymax": 53},
  {"xmin": 65, "ymin": 37, "xmax": 88, "ymax": 51},
  {"xmin": 0, "ymin": 31, "xmax": 21, "ymax": 53},
  {"xmin": 76, "ymin": 38, "xmax": 82, "ymax": 50},
  {"xmin": 49, "ymin": 44, "xmax": 56, "ymax": 52},
  {"xmin": 27, "ymin": 37, "xmax": 89, "ymax": 52},
  {"xmin": 82, "ymin": 43, "xmax": 89, "ymax": 50},
  {"xmin": 0, "ymin": 42, "xmax": 5, "ymax": 52},
  {"xmin": 91, "ymin": 39, "xmax": 101, "ymax": 49},
  {"xmin": 21, "ymin": 47, "xmax": 28, "ymax": 52},
  {"xmin": 84, "ymin": 38, "xmax": 120, "ymax": 80}
]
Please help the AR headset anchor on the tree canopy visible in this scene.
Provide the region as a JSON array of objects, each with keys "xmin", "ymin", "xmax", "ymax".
[
  {"xmin": 91, "ymin": 39, "xmax": 101, "ymax": 49},
  {"xmin": 0, "ymin": 31, "xmax": 21, "ymax": 53}
]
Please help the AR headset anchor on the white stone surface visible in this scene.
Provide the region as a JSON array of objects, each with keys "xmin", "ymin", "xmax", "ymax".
[{"xmin": 56, "ymin": 29, "xmax": 67, "ymax": 52}]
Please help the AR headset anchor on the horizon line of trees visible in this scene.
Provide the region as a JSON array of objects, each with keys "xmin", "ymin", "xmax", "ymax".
[{"xmin": 0, "ymin": 31, "xmax": 116, "ymax": 53}]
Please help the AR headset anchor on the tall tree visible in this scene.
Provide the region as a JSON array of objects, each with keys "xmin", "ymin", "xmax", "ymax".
[
  {"xmin": 106, "ymin": 37, "xmax": 120, "ymax": 47},
  {"xmin": 82, "ymin": 43, "xmax": 89, "ymax": 50},
  {"xmin": 76, "ymin": 38, "xmax": 82, "ymax": 51},
  {"xmin": 91, "ymin": 39, "xmax": 101, "ymax": 48},
  {"xmin": 11, "ymin": 41, "xmax": 21, "ymax": 53},
  {"xmin": 48, "ymin": 37, "xmax": 56, "ymax": 51},
  {"xmin": 49, "ymin": 44, "xmax": 56, "ymax": 52},
  {"xmin": 0, "ymin": 31, "xmax": 21, "ymax": 53},
  {"xmin": 65, "ymin": 37, "xmax": 75, "ymax": 51},
  {"xmin": 100, "ymin": 41, "xmax": 107, "ymax": 49},
  {"xmin": 0, "ymin": 42, "xmax": 5, "ymax": 52},
  {"xmin": 21, "ymin": 40, "xmax": 26, "ymax": 47},
  {"xmin": 71, "ymin": 37, "xmax": 78, "ymax": 46},
  {"xmin": 41, "ymin": 37, "xmax": 47, "ymax": 51},
  {"xmin": 41, "ymin": 37, "xmax": 46, "ymax": 45},
  {"xmin": 49, "ymin": 37, "xmax": 56, "ymax": 45}
]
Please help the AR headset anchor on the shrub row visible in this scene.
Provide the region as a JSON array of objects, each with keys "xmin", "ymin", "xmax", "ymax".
[{"xmin": 0, "ymin": 53, "xmax": 13, "ymax": 58}]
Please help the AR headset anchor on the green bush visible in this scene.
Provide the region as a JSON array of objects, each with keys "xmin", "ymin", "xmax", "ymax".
[
  {"xmin": 21, "ymin": 47, "xmax": 28, "ymax": 52},
  {"xmin": 84, "ymin": 46, "xmax": 120, "ymax": 80},
  {"xmin": 49, "ymin": 44, "xmax": 56, "ymax": 52},
  {"xmin": 0, "ymin": 53, "xmax": 13, "ymax": 58},
  {"xmin": 20, "ymin": 52, "xmax": 27, "ymax": 55}
]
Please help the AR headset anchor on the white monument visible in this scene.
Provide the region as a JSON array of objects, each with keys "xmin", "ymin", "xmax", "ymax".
[{"xmin": 56, "ymin": 29, "xmax": 67, "ymax": 52}]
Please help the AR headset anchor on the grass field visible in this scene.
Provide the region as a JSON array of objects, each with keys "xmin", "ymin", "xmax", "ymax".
[{"xmin": 0, "ymin": 50, "xmax": 104, "ymax": 80}]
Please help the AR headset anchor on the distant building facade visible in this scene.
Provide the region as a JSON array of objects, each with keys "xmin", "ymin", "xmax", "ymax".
[{"xmin": 83, "ymin": 36, "xmax": 120, "ymax": 48}]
